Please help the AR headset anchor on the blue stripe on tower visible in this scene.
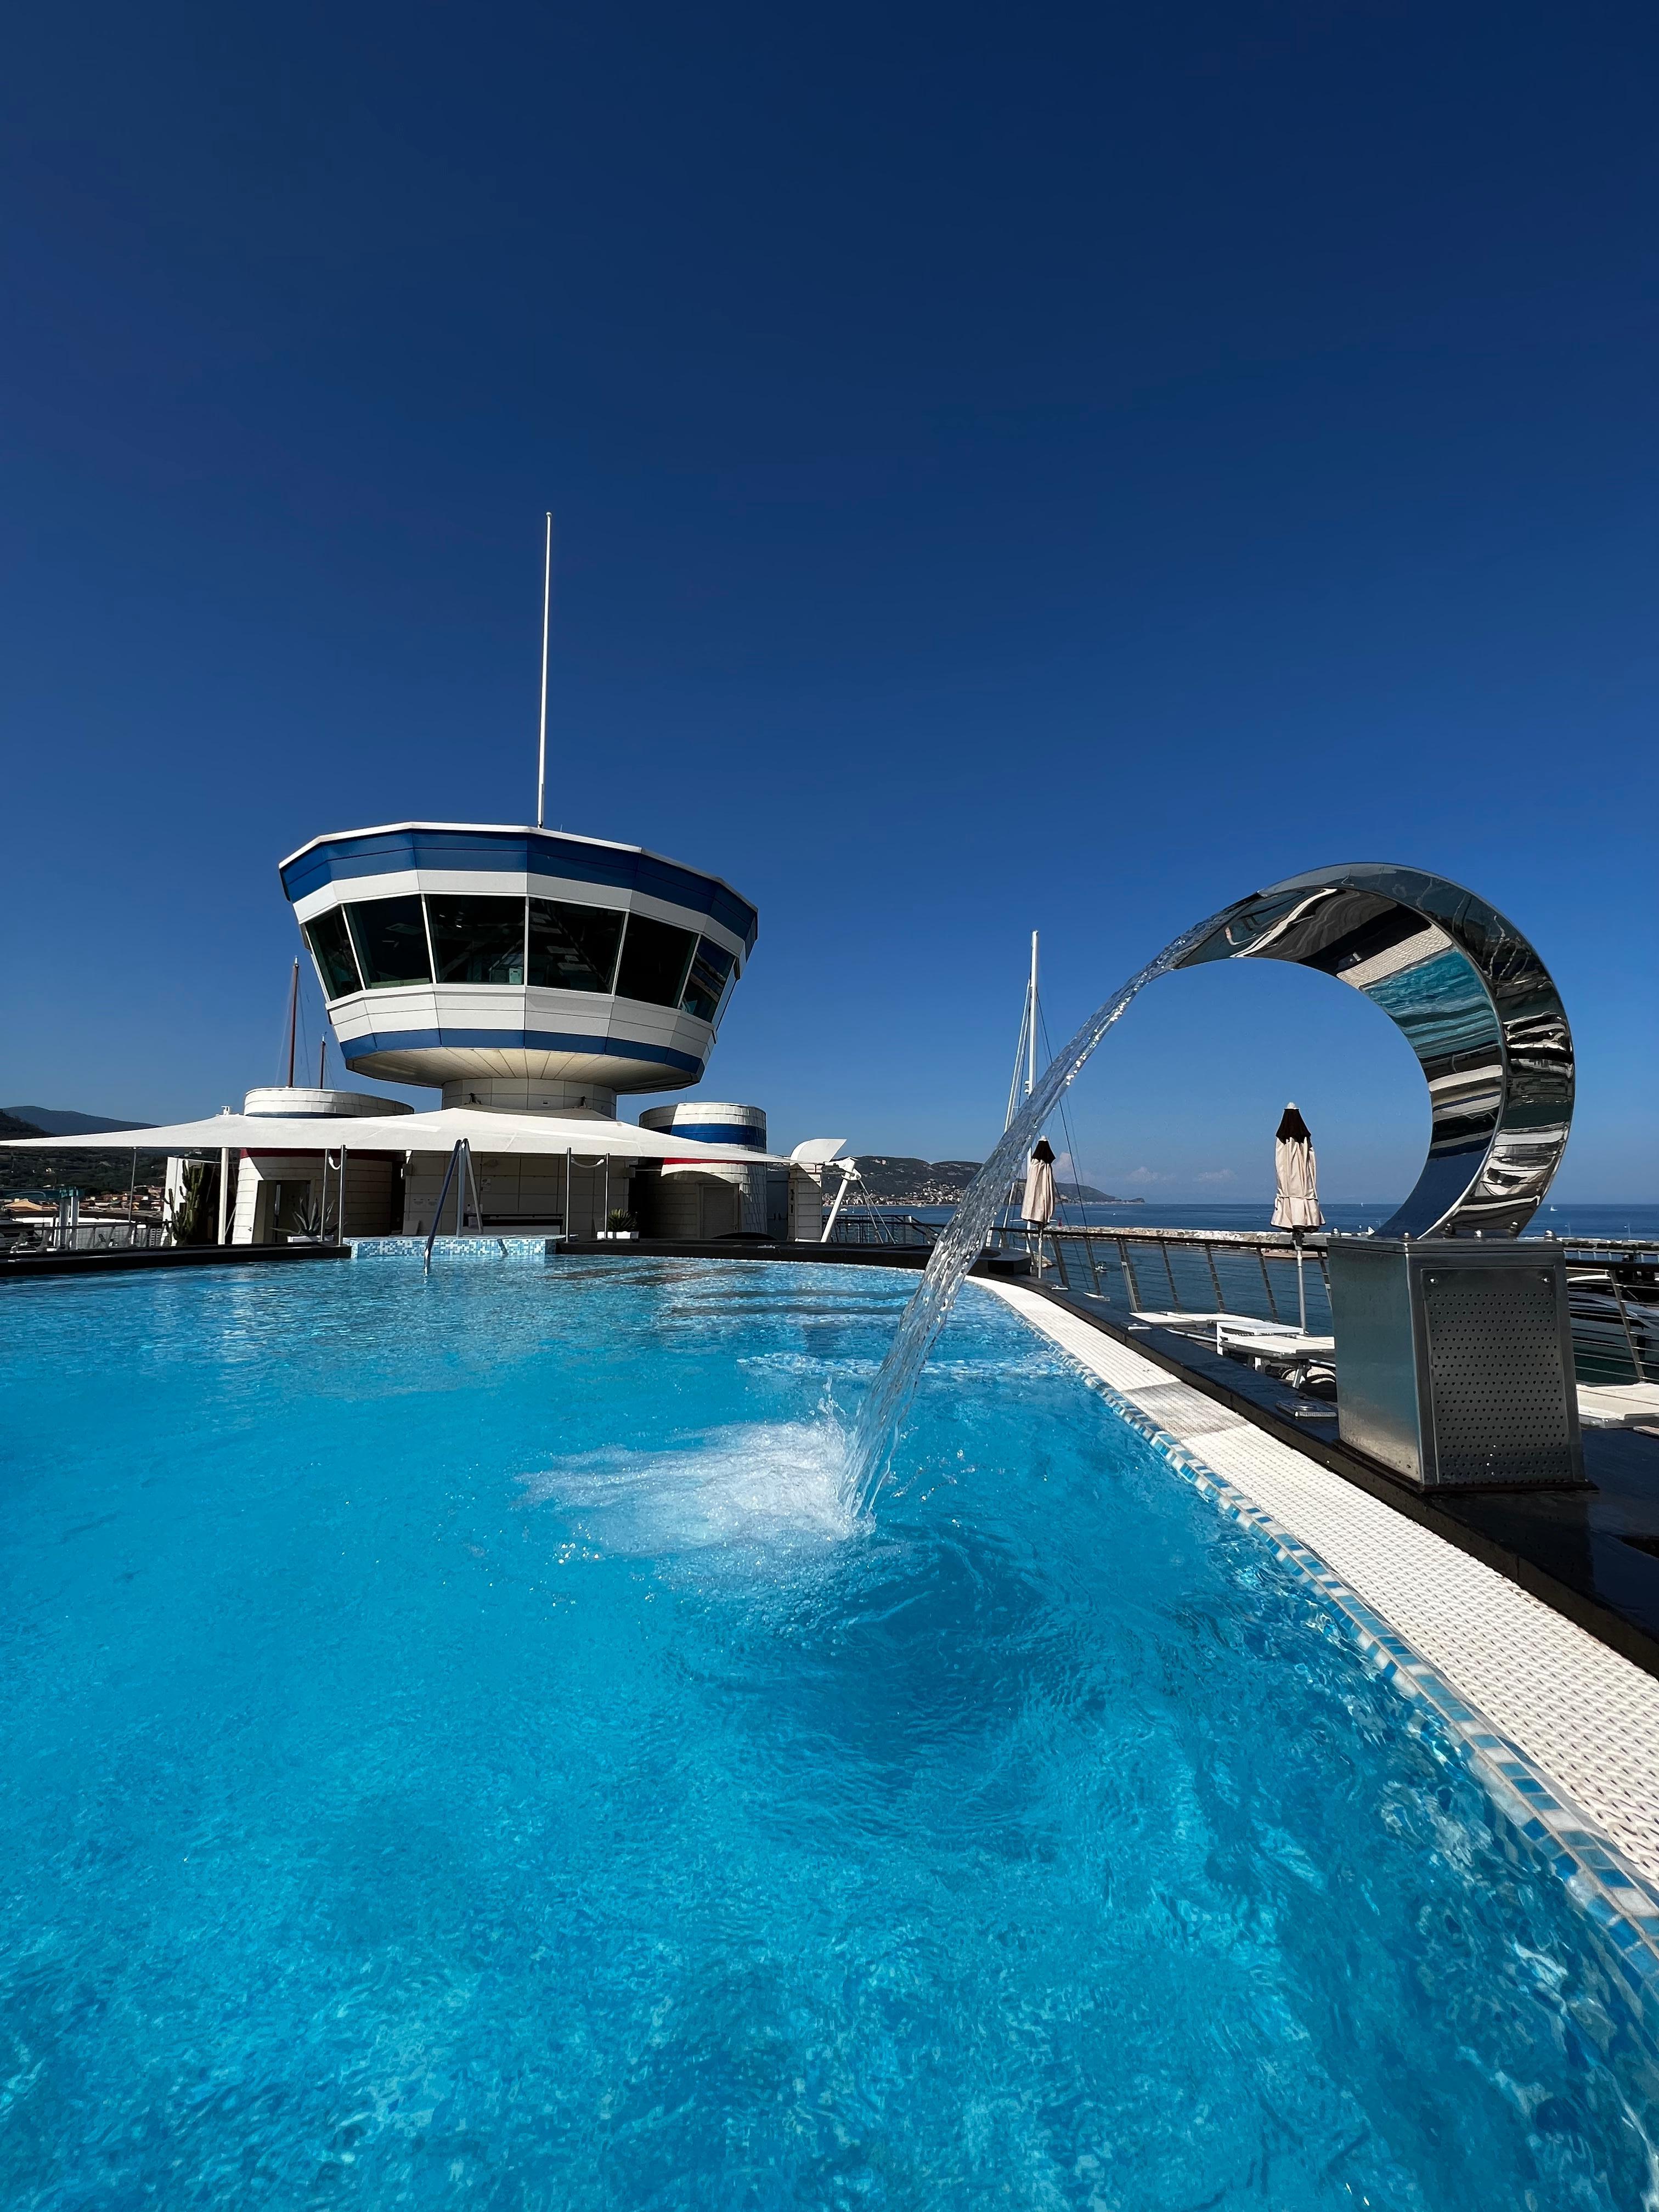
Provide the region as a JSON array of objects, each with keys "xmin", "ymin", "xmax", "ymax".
[
  {"xmin": 280, "ymin": 828, "xmax": 758, "ymax": 951},
  {"xmin": 339, "ymin": 1027, "xmax": 706, "ymax": 1075}
]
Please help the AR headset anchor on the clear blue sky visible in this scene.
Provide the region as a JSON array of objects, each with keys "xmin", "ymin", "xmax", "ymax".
[{"xmin": 3, "ymin": 4, "xmax": 1654, "ymax": 1201}]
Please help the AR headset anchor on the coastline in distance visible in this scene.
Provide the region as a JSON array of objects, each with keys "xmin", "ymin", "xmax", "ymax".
[{"xmin": 851, "ymin": 1155, "xmax": 1141, "ymax": 1206}]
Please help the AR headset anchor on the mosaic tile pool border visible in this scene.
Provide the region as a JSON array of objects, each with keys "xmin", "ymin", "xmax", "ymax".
[
  {"xmin": 352, "ymin": 1235, "xmax": 556, "ymax": 1263},
  {"xmin": 980, "ymin": 1280, "xmax": 1659, "ymax": 2050}
]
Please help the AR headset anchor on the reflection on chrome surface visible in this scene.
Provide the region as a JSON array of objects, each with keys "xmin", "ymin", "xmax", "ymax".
[{"xmin": 1178, "ymin": 864, "xmax": 1574, "ymax": 1238}]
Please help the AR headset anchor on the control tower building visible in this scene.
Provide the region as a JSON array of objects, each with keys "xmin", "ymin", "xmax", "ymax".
[
  {"xmin": 281, "ymin": 822, "xmax": 756, "ymax": 1115},
  {"xmin": 247, "ymin": 820, "xmax": 814, "ymax": 1239}
]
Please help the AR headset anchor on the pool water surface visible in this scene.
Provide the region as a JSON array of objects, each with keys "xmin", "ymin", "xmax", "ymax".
[{"xmin": 2, "ymin": 1257, "xmax": 1655, "ymax": 2209}]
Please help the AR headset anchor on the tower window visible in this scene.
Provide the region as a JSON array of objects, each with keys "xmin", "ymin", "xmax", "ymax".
[
  {"xmin": 427, "ymin": 895, "xmax": 525, "ymax": 985},
  {"xmin": 303, "ymin": 909, "xmax": 363, "ymax": 1000},
  {"xmin": 615, "ymin": 916, "xmax": 697, "ymax": 1009},
  {"xmin": 527, "ymin": 900, "xmax": 624, "ymax": 992},
  {"xmin": 680, "ymin": 938, "xmax": 736, "ymax": 1024},
  {"xmin": 345, "ymin": 897, "xmax": 432, "ymax": 988}
]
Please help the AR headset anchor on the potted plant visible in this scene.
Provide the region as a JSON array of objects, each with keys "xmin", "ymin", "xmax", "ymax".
[
  {"xmin": 164, "ymin": 1162, "xmax": 214, "ymax": 1246},
  {"xmin": 286, "ymin": 1193, "xmax": 327, "ymax": 1245},
  {"xmin": 598, "ymin": 1209, "xmax": 639, "ymax": 1241}
]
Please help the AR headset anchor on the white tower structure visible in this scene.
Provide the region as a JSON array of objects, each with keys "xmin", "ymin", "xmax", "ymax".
[
  {"xmin": 281, "ymin": 821, "xmax": 757, "ymax": 1117},
  {"xmin": 271, "ymin": 820, "xmax": 777, "ymax": 1238}
]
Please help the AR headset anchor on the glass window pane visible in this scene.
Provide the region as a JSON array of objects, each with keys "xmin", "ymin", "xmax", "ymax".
[
  {"xmin": 680, "ymin": 936, "xmax": 735, "ymax": 1023},
  {"xmin": 346, "ymin": 896, "xmax": 432, "ymax": 988},
  {"xmin": 527, "ymin": 900, "xmax": 624, "ymax": 992},
  {"xmin": 426, "ymin": 894, "xmax": 524, "ymax": 984},
  {"xmin": 615, "ymin": 915, "xmax": 697, "ymax": 1008},
  {"xmin": 304, "ymin": 910, "xmax": 362, "ymax": 999}
]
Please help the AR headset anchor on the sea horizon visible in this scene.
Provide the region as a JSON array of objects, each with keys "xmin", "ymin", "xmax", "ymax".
[{"xmin": 884, "ymin": 1199, "xmax": 1659, "ymax": 1239}]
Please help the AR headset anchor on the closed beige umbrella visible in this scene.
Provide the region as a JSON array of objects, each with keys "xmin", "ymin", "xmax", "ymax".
[
  {"xmin": 1271, "ymin": 1104, "xmax": 1322, "ymax": 1331},
  {"xmin": 1272, "ymin": 1104, "xmax": 1323, "ymax": 1230},
  {"xmin": 1021, "ymin": 1138, "xmax": 1058, "ymax": 1253}
]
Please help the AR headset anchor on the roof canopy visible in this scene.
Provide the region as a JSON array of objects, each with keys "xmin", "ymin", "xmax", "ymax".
[{"xmin": 0, "ymin": 1108, "xmax": 791, "ymax": 1165}]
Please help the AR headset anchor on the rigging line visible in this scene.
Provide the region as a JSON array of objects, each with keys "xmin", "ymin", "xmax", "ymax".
[
  {"xmin": 1003, "ymin": 982, "xmax": 1032, "ymax": 1133},
  {"xmin": 1037, "ymin": 1000, "xmax": 1086, "ymax": 1227}
]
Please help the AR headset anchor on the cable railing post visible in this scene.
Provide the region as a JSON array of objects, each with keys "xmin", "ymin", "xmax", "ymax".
[{"xmin": 1609, "ymin": 1272, "xmax": 1647, "ymax": 1385}]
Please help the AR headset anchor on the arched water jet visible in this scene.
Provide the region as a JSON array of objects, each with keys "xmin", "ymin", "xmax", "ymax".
[
  {"xmin": 843, "ymin": 901, "xmax": 1237, "ymax": 1513},
  {"xmin": 844, "ymin": 862, "xmax": 1573, "ymax": 1514}
]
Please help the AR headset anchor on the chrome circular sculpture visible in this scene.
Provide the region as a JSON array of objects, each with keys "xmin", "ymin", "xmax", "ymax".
[{"xmin": 1172, "ymin": 862, "xmax": 1574, "ymax": 1238}]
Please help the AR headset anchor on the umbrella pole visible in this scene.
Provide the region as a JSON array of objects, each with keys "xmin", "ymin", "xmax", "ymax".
[{"xmin": 1294, "ymin": 1232, "xmax": 1307, "ymax": 1334}]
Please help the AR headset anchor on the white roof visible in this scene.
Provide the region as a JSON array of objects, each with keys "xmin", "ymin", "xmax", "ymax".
[
  {"xmin": 276, "ymin": 820, "xmax": 755, "ymax": 913},
  {"xmin": 789, "ymin": 1137, "xmax": 848, "ymax": 1166},
  {"xmin": 0, "ymin": 1108, "xmax": 791, "ymax": 1165}
]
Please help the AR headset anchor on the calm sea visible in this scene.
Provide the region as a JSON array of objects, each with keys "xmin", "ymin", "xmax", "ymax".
[{"xmin": 894, "ymin": 1199, "xmax": 1659, "ymax": 1239}]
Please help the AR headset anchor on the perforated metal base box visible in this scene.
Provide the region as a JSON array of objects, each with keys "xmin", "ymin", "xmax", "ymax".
[{"xmin": 1327, "ymin": 1237, "xmax": 1586, "ymax": 1489}]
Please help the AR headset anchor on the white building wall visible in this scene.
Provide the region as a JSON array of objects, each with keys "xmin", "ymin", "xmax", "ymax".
[
  {"xmin": 229, "ymin": 1152, "xmax": 399, "ymax": 1243},
  {"xmin": 645, "ymin": 1176, "xmax": 742, "ymax": 1240},
  {"xmin": 788, "ymin": 1165, "xmax": 826, "ymax": 1243},
  {"xmin": 400, "ymin": 1153, "xmax": 627, "ymax": 1237}
]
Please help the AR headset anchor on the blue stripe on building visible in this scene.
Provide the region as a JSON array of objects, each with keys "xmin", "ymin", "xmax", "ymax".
[
  {"xmin": 281, "ymin": 828, "xmax": 758, "ymax": 951},
  {"xmin": 341, "ymin": 1027, "xmax": 706, "ymax": 1076}
]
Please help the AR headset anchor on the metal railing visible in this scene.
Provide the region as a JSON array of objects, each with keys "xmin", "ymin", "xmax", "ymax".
[
  {"xmin": 1559, "ymin": 1244, "xmax": 1657, "ymax": 1386},
  {"xmin": 1025, "ymin": 1223, "xmax": 1334, "ymax": 1331},
  {"xmin": 1034, "ymin": 1226, "xmax": 1656, "ymax": 1387},
  {"xmin": 822, "ymin": 1209, "xmax": 938, "ymax": 1249},
  {"xmin": 1, "ymin": 1217, "xmax": 169, "ymax": 1257},
  {"xmin": 824, "ymin": 1209, "xmax": 1658, "ymax": 1388}
]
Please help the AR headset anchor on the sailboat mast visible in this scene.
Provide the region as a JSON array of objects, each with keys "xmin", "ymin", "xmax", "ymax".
[
  {"xmin": 284, "ymin": 958, "xmax": 300, "ymax": 1088},
  {"xmin": 1026, "ymin": 931, "xmax": 1039, "ymax": 1098}
]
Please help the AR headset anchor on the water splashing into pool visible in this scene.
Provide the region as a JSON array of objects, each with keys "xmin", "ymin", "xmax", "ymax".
[
  {"xmin": 518, "ymin": 1413, "xmax": 858, "ymax": 1564},
  {"xmin": 844, "ymin": 902, "xmax": 1237, "ymax": 1514}
]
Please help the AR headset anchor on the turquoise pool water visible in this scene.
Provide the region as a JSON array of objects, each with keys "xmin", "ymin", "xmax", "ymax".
[{"xmin": 2, "ymin": 1257, "xmax": 1655, "ymax": 2208}]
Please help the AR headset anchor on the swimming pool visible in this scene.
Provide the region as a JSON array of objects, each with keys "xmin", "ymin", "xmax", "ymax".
[{"xmin": 3, "ymin": 1258, "xmax": 1655, "ymax": 2207}]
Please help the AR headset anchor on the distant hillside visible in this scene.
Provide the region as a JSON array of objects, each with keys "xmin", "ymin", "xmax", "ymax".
[
  {"xmin": 2, "ymin": 1106, "xmax": 153, "ymax": 1135},
  {"xmin": 0, "ymin": 1108, "xmax": 160, "ymax": 1199},
  {"xmin": 852, "ymin": 1156, "xmax": 1128, "ymax": 1205}
]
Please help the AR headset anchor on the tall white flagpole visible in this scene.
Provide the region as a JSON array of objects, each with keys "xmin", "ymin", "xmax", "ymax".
[{"xmin": 536, "ymin": 511, "xmax": 552, "ymax": 828}]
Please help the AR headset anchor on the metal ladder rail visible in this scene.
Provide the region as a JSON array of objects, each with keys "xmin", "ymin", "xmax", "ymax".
[{"xmin": 424, "ymin": 1139, "xmax": 473, "ymax": 1271}]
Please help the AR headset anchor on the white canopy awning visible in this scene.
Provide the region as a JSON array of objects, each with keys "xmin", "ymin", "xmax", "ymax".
[{"xmin": 0, "ymin": 1107, "xmax": 792, "ymax": 1166}]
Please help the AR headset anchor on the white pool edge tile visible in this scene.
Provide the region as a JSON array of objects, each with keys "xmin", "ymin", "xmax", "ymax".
[{"xmin": 979, "ymin": 1278, "xmax": 1659, "ymax": 2038}]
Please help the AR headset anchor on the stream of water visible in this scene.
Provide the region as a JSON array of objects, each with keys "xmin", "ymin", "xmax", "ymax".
[{"xmin": 845, "ymin": 901, "xmax": 1238, "ymax": 1511}]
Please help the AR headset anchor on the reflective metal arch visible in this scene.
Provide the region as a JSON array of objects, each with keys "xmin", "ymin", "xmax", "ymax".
[{"xmin": 1173, "ymin": 862, "xmax": 1573, "ymax": 1238}]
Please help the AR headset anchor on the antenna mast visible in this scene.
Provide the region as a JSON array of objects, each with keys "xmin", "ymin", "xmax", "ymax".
[{"xmin": 535, "ymin": 511, "xmax": 552, "ymax": 828}]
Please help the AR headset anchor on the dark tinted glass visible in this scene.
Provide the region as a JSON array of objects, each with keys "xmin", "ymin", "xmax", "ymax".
[
  {"xmin": 615, "ymin": 915, "xmax": 697, "ymax": 1008},
  {"xmin": 680, "ymin": 937, "xmax": 735, "ymax": 1023},
  {"xmin": 427, "ymin": 895, "xmax": 524, "ymax": 984},
  {"xmin": 304, "ymin": 910, "xmax": 362, "ymax": 999},
  {"xmin": 346, "ymin": 896, "xmax": 432, "ymax": 988},
  {"xmin": 527, "ymin": 900, "xmax": 624, "ymax": 992}
]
